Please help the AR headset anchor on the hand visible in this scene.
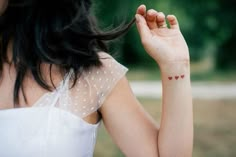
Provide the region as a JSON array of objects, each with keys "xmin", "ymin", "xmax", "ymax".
[{"xmin": 135, "ymin": 5, "xmax": 190, "ymax": 69}]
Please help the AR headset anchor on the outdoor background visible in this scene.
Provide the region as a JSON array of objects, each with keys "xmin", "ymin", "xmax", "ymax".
[{"xmin": 92, "ymin": 0, "xmax": 236, "ymax": 156}]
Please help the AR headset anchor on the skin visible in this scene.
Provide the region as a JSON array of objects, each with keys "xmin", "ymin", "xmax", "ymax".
[
  {"xmin": 0, "ymin": 3, "xmax": 193, "ymax": 157},
  {"xmin": 0, "ymin": 0, "xmax": 7, "ymax": 15},
  {"xmin": 100, "ymin": 5, "xmax": 193, "ymax": 157}
]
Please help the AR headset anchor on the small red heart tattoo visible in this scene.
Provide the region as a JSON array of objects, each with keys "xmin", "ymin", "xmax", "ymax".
[
  {"xmin": 175, "ymin": 76, "xmax": 179, "ymax": 80},
  {"xmin": 181, "ymin": 75, "xmax": 185, "ymax": 79},
  {"xmin": 168, "ymin": 77, "xmax": 173, "ymax": 80}
]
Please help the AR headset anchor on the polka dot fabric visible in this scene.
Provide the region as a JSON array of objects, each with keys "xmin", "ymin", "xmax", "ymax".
[
  {"xmin": 0, "ymin": 53, "xmax": 128, "ymax": 157},
  {"xmin": 57, "ymin": 52, "xmax": 128, "ymax": 118}
]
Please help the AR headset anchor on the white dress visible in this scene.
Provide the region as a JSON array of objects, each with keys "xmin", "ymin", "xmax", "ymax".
[{"xmin": 0, "ymin": 53, "xmax": 128, "ymax": 157}]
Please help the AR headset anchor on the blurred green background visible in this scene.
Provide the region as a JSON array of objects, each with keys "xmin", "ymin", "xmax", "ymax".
[{"xmin": 92, "ymin": 0, "xmax": 236, "ymax": 156}]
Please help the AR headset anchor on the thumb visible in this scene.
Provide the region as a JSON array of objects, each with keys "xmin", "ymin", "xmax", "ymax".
[{"xmin": 135, "ymin": 14, "xmax": 151, "ymax": 41}]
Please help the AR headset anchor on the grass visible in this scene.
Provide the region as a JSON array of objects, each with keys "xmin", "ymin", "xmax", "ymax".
[
  {"xmin": 193, "ymin": 99, "xmax": 236, "ymax": 157},
  {"xmin": 94, "ymin": 98, "xmax": 236, "ymax": 157}
]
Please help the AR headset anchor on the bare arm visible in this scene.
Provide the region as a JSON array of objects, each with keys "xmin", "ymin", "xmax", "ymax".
[
  {"xmin": 100, "ymin": 4, "xmax": 193, "ymax": 157},
  {"xmin": 158, "ymin": 62, "xmax": 193, "ymax": 157}
]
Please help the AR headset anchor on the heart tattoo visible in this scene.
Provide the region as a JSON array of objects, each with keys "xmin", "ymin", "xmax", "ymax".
[{"xmin": 168, "ymin": 74, "xmax": 185, "ymax": 81}]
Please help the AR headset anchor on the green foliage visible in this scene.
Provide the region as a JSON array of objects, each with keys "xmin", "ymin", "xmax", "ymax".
[
  {"xmin": 171, "ymin": 0, "xmax": 236, "ymax": 70},
  {"xmin": 92, "ymin": 0, "xmax": 236, "ymax": 70}
]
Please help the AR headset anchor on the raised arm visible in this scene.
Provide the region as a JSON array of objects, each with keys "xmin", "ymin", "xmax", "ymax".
[
  {"xmin": 100, "ymin": 4, "xmax": 193, "ymax": 157},
  {"xmin": 135, "ymin": 5, "xmax": 193, "ymax": 156}
]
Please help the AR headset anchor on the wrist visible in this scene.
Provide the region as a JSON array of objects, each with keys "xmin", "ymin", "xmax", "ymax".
[{"xmin": 159, "ymin": 61, "xmax": 190, "ymax": 81}]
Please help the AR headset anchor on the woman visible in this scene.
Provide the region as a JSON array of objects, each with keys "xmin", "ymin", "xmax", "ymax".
[{"xmin": 0, "ymin": 0, "xmax": 193, "ymax": 157}]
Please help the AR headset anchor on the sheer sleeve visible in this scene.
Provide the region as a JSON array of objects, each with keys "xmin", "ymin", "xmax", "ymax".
[
  {"xmin": 58, "ymin": 52, "xmax": 128, "ymax": 118},
  {"xmin": 96, "ymin": 52, "xmax": 128, "ymax": 107}
]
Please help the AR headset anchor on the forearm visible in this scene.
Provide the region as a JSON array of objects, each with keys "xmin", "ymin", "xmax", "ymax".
[
  {"xmin": 158, "ymin": 61, "xmax": 193, "ymax": 157},
  {"xmin": 135, "ymin": 5, "xmax": 193, "ymax": 156}
]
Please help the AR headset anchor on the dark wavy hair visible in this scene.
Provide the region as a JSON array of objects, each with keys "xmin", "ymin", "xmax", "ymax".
[{"xmin": 0, "ymin": 0, "xmax": 135, "ymax": 106}]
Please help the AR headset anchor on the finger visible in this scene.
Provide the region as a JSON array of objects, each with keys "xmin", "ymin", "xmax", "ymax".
[
  {"xmin": 146, "ymin": 9, "xmax": 158, "ymax": 29},
  {"xmin": 156, "ymin": 12, "xmax": 167, "ymax": 29},
  {"xmin": 167, "ymin": 15, "xmax": 179, "ymax": 29},
  {"xmin": 135, "ymin": 14, "xmax": 151, "ymax": 42},
  {"xmin": 136, "ymin": 4, "xmax": 146, "ymax": 16}
]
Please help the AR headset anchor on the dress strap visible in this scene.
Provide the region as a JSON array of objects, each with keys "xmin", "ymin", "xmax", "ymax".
[{"xmin": 49, "ymin": 69, "xmax": 73, "ymax": 108}]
